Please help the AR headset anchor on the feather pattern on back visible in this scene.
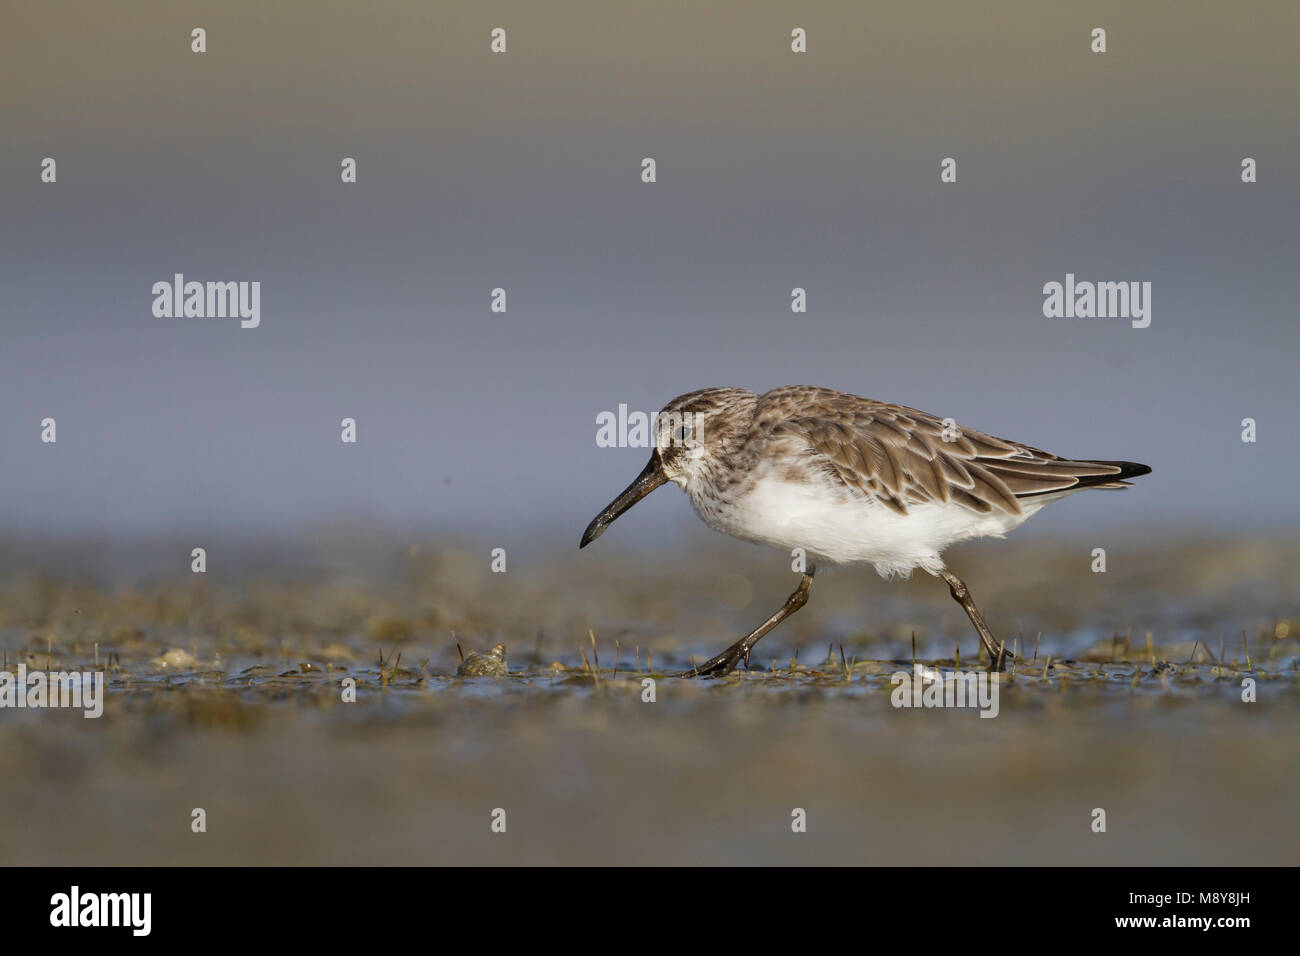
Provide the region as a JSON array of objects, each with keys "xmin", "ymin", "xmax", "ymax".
[{"xmin": 741, "ymin": 386, "xmax": 1149, "ymax": 518}]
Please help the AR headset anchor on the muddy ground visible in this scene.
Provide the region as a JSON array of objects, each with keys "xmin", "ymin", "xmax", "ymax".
[{"xmin": 0, "ymin": 529, "xmax": 1295, "ymax": 864}]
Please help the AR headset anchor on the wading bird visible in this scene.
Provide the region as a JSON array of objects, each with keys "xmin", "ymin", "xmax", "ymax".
[{"xmin": 580, "ymin": 386, "xmax": 1150, "ymax": 677}]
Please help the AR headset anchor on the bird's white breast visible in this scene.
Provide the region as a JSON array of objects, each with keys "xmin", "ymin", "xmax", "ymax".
[{"xmin": 689, "ymin": 470, "xmax": 1047, "ymax": 578}]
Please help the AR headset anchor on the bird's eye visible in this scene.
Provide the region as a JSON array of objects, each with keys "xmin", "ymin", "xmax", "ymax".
[{"xmin": 673, "ymin": 423, "xmax": 692, "ymax": 444}]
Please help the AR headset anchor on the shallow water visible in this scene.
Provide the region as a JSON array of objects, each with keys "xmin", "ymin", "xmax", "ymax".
[{"xmin": 1, "ymin": 532, "xmax": 1296, "ymax": 864}]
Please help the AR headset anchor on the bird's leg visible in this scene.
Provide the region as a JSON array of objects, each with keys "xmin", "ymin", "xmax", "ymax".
[
  {"xmin": 939, "ymin": 569, "xmax": 1012, "ymax": 672},
  {"xmin": 679, "ymin": 572, "xmax": 816, "ymax": 678}
]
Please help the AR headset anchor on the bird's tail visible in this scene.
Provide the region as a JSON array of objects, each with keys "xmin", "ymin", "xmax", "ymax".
[{"xmin": 1010, "ymin": 459, "xmax": 1152, "ymax": 497}]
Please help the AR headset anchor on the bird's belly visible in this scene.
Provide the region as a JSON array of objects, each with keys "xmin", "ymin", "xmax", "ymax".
[{"xmin": 693, "ymin": 477, "xmax": 1041, "ymax": 577}]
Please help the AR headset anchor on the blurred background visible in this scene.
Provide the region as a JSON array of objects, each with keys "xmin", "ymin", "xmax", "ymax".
[
  {"xmin": 2, "ymin": 0, "xmax": 1297, "ymax": 545},
  {"xmin": 0, "ymin": 1, "xmax": 1297, "ymax": 865}
]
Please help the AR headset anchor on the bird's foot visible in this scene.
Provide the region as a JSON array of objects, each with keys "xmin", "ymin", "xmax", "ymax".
[
  {"xmin": 677, "ymin": 644, "xmax": 748, "ymax": 679},
  {"xmin": 984, "ymin": 641, "xmax": 1014, "ymax": 672}
]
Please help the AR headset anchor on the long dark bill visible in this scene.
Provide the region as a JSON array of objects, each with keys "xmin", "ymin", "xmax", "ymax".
[{"xmin": 579, "ymin": 452, "xmax": 668, "ymax": 548}]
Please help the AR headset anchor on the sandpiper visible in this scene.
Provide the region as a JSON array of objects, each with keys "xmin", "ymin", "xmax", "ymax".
[{"xmin": 580, "ymin": 386, "xmax": 1150, "ymax": 677}]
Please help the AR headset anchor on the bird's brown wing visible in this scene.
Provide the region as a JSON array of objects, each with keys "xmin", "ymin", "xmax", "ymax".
[{"xmin": 755, "ymin": 386, "xmax": 1143, "ymax": 517}]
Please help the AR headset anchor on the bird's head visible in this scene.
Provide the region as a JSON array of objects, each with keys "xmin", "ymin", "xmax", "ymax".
[{"xmin": 579, "ymin": 387, "xmax": 755, "ymax": 548}]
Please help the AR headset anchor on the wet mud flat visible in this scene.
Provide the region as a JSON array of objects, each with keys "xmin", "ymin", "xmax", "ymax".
[{"xmin": 0, "ymin": 531, "xmax": 1296, "ymax": 864}]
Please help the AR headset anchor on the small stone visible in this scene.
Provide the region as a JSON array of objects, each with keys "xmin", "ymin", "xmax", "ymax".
[
  {"xmin": 151, "ymin": 648, "xmax": 198, "ymax": 670},
  {"xmin": 457, "ymin": 643, "xmax": 508, "ymax": 677}
]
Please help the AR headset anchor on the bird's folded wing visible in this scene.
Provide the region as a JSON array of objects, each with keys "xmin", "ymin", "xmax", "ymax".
[{"xmin": 765, "ymin": 393, "xmax": 1133, "ymax": 518}]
